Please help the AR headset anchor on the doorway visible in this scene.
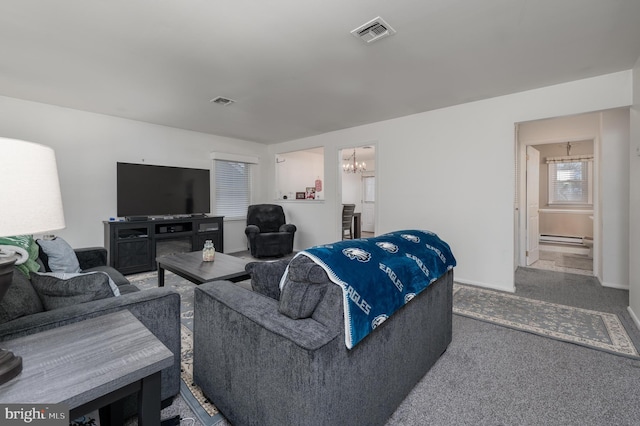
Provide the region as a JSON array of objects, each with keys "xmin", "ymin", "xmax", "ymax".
[
  {"xmin": 340, "ymin": 145, "xmax": 376, "ymax": 238},
  {"xmin": 516, "ymin": 114, "xmax": 600, "ymax": 280},
  {"xmin": 525, "ymin": 141, "xmax": 594, "ymax": 276}
]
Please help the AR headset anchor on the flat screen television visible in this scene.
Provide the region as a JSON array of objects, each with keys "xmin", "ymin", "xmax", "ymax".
[{"xmin": 117, "ymin": 162, "xmax": 210, "ymax": 217}]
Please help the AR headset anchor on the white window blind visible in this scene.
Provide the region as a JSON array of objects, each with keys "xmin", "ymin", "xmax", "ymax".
[
  {"xmin": 214, "ymin": 160, "xmax": 252, "ymax": 219},
  {"xmin": 547, "ymin": 157, "xmax": 592, "ymax": 205}
]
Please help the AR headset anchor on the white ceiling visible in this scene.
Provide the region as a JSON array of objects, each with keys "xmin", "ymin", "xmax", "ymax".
[{"xmin": 1, "ymin": 1, "xmax": 639, "ymax": 144}]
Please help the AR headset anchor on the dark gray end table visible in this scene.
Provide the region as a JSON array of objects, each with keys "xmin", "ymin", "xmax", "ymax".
[
  {"xmin": 156, "ymin": 250, "xmax": 251, "ymax": 287},
  {"xmin": 0, "ymin": 310, "xmax": 173, "ymax": 425}
]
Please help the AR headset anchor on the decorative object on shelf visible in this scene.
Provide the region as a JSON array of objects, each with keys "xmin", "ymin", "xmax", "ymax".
[
  {"xmin": 315, "ymin": 177, "xmax": 323, "ymax": 192},
  {"xmin": 202, "ymin": 240, "xmax": 215, "ymax": 262},
  {"xmin": 305, "ymin": 187, "xmax": 316, "ymax": 199},
  {"xmin": 0, "ymin": 137, "xmax": 66, "ymax": 385},
  {"xmin": 343, "ymin": 149, "xmax": 366, "ymax": 173},
  {"xmin": 296, "ymin": 192, "xmax": 305, "ymax": 200}
]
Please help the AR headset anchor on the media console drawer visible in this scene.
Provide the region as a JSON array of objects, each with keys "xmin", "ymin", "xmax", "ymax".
[{"xmin": 104, "ymin": 216, "xmax": 224, "ymax": 274}]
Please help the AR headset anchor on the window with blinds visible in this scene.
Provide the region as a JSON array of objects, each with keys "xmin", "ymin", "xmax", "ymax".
[
  {"xmin": 548, "ymin": 160, "xmax": 592, "ymax": 205},
  {"xmin": 214, "ymin": 160, "xmax": 252, "ymax": 219}
]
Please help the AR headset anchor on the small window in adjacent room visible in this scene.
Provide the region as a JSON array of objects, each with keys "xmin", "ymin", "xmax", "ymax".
[
  {"xmin": 212, "ymin": 153, "xmax": 258, "ymax": 219},
  {"xmin": 547, "ymin": 156, "xmax": 593, "ymax": 205}
]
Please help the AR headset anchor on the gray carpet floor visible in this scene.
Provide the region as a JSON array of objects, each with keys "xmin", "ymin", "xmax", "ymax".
[
  {"xmin": 131, "ymin": 264, "xmax": 640, "ymax": 426},
  {"xmin": 386, "ymin": 267, "xmax": 640, "ymax": 426}
]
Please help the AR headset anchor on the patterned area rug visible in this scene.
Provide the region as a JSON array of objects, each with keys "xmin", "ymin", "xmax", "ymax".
[
  {"xmin": 453, "ymin": 284, "xmax": 640, "ymax": 359},
  {"xmin": 129, "ymin": 271, "xmax": 225, "ymax": 426}
]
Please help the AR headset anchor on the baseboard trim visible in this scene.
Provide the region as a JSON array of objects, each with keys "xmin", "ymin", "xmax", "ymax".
[
  {"xmin": 628, "ymin": 306, "xmax": 640, "ymax": 330},
  {"xmin": 600, "ymin": 281, "xmax": 629, "ymax": 290},
  {"xmin": 454, "ymin": 278, "xmax": 515, "ymax": 293}
]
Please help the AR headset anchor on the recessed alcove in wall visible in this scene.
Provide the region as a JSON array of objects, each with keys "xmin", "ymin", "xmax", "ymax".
[{"xmin": 275, "ymin": 147, "xmax": 324, "ymax": 200}]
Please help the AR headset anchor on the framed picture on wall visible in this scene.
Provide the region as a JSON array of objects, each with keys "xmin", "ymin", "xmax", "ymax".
[
  {"xmin": 305, "ymin": 187, "xmax": 316, "ymax": 199},
  {"xmin": 296, "ymin": 192, "xmax": 306, "ymax": 199}
]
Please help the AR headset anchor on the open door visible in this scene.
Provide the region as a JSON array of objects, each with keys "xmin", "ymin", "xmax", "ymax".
[
  {"xmin": 361, "ymin": 175, "xmax": 375, "ymax": 233},
  {"xmin": 526, "ymin": 145, "xmax": 540, "ymax": 265}
]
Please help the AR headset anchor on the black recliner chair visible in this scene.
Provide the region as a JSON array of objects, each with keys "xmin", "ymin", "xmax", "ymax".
[{"xmin": 245, "ymin": 204, "xmax": 297, "ymax": 258}]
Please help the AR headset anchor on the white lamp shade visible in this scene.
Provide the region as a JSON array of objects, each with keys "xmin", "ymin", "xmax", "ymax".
[{"xmin": 0, "ymin": 137, "xmax": 66, "ymax": 237}]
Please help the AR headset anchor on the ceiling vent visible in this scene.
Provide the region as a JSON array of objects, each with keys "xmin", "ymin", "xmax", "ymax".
[
  {"xmin": 351, "ymin": 16, "xmax": 396, "ymax": 43},
  {"xmin": 210, "ymin": 96, "xmax": 236, "ymax": 106}
]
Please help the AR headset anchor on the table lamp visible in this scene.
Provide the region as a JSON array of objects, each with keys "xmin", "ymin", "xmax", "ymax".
[{"xmin": 0, "ymin": 137, "xmax": 66, "ymax": 385}]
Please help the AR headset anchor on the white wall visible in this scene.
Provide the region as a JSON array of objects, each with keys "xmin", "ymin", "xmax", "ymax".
[
  {"xmin": 268, "ymin": 71, "xmax": 633, "ymax": 292},
  {"xmin": 629, "ymin": 58, "xmax": 640, "ymax": 327},
  {"xmin": 0, "ymin": 95, "xmax": 268, "ymax": 253},
  {"xmin": 600, "ymin": 109, "xmax": 630, "ymax": 289}
]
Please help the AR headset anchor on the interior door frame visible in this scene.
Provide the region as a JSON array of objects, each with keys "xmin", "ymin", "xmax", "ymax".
[
  {"xmin": 361, "ymin": 173, "xmax": 376, "ymax": 233},
  {"xmin": 525, "ymin": 145, "xmax": 540, "ymax": 266},
  {"xmin": 515, "ymin": 132, "xmax": 600, "ymax": 278}
]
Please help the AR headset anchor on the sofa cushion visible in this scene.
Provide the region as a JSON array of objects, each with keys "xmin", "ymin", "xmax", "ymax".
[
  {"xmin": 37, "ymin": 237, "xmax": 81, "ymax": 273},
  {"xmin": 278, "ymin": 255, "xmax": 329, "ymax": 319},
  {"xmin": 246, "ymin": 259, "xmax": 289, "ymax": 300},
  {"xmin": 0, "ymin": 269, "xmax": 44, "ymax": 324},
  {"xmin": 30, "ymin": 272, "xmax": 115, "ymax": 311}
]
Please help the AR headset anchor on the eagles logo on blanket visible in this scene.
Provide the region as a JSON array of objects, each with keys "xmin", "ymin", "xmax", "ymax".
[
  {"xmin": 342, "ymin": 247, "xmax": 371, "ymax": 262},
  {"xmin": 289, "ymin": 230, "xmax": 456, "ymax": 349}
]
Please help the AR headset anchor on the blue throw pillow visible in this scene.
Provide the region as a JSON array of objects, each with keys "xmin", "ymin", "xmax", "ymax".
[{"xmin": 36, "ymin": 237, "xmax": 81, "ymax": 273}]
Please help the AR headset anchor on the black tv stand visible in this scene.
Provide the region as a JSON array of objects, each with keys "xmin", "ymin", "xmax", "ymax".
[{"xmin": 104, "ymin": 216, "xmax": 224, "ymax": 274}]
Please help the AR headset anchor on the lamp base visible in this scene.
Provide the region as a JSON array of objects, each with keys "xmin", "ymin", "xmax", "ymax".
[
  {"xmin": 0, "ymin": 253, "xmax": 23, "ymax": 384},
  {"xmin": 0, "ymin": 348, "xmax": 22, "ymax": 385}
]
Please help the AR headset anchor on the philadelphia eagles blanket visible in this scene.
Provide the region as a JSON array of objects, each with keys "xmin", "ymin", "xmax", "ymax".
[{"xmin": 289, "ymin": 230, "xmax": 456, "ymax": 349}]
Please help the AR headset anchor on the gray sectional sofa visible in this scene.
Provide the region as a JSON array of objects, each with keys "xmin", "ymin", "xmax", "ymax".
[
  {"xmin": 193, "ymin": 254, "xmax": 453, "ymax": 426},
  {"xmin": 0, "ymin": 246, "xmax": 181, "ymax": 418}
]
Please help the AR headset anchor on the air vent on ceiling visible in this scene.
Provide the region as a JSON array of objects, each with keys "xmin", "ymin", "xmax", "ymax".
[
  {"xmin": 351, "ymin": 16, "xmax": 396, "ymax": 43},
  {"xmin": 210, "ymin": 96, "xmax": 236, "ymax": 106}
]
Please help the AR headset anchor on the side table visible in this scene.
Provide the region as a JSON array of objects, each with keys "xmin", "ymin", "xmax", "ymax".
[{"xmin": 0, "ymin": 310, "xmax": 173, "ymax": 425}]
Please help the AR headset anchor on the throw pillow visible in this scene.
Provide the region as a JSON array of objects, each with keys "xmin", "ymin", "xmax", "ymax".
[
  {"xmin": 36, "ymin": 271, "xmax": 121, "ymax": 297},
  {"xmin": 36, "ymin": 237, "xmax": 81, "ymax": 273},
  {"xmin": 245, "ymin": 259, "xmax": 289, "ymax": 300},
  {"xmin": 30, "ymin": 272, "xmax": 115, "ymax": 311},
  {"xmin": 0, "ymin": 268, "xmax": 45, "ymax": 324},
  {"xmin": 278, "ymin": 255, "xmax": 329, "ymax": 320}
]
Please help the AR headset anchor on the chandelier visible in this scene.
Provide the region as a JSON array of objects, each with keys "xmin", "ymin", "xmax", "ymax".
[{"xmin": 343, "ymin": 149, "xmax": 366, "ymax": 173}]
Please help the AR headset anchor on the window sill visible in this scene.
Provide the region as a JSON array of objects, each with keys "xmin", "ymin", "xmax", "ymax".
[
  {"xmin": 275, "ymin": 199, "xmax": 325, "ymax": 203},
  {"xmin": 539, "ymin": 208, "xmax": 594, "ymax": 214}
]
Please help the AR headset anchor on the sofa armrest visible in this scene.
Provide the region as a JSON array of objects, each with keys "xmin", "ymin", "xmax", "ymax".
[
  {"xmin": 0, "ymin": 288, "xmax": 181, "ymax": 408},
  {"xmin": 74, "ymin": 247, "xmax": 108, "ymax": 269},
  {"xmin": 195, "ymin": 281, "xmax": 338, "ymax": 351}
]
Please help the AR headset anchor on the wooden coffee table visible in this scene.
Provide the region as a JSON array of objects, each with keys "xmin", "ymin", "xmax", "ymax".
[{"xmin": 156, "ymin": 251, "xmax": 251, "ymax": 287}]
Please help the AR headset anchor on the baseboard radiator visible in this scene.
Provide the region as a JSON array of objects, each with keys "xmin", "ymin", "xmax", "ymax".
[{"xmin": 539, "ymin": 234, "xmax": 584, "ymax": 245}]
